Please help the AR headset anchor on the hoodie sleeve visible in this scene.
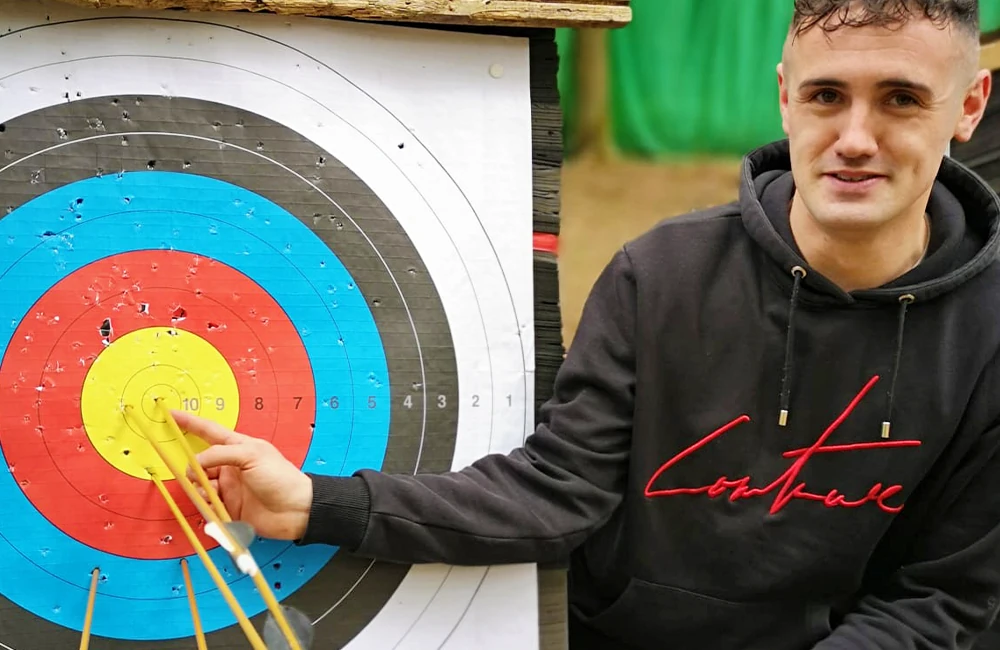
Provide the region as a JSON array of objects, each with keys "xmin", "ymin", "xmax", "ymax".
[
  {"xmin": 812, "ymin": 423, "xmax": 1000, "ymax": 649},
  {"xmin": 296, "ymin": 247, "xmax": 637, "ymax": 565}
]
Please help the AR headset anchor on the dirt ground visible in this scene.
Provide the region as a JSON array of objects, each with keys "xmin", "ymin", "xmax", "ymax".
[{"xmin": 558, "ymin": 152, "xmax": 744, "ymax": 345}]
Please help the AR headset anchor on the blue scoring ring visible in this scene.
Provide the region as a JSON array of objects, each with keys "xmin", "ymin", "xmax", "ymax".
[{"xmin": 0, "ymin": 170, "xmax": 391, "ymax": 640}]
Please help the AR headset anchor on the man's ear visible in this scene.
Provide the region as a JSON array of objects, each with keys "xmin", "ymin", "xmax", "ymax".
[
  {"xmin": 953, "ymin": 68, "xmax": 992, "ymax": 143},
  {"xmin": 777, "ymin": 62, "xmax": 790, "ymax": 136}
]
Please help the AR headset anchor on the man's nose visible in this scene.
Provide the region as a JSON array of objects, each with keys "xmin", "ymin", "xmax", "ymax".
[{"xmin": 834, "ymin": 106, "xmax": 879, "ymax": 159}]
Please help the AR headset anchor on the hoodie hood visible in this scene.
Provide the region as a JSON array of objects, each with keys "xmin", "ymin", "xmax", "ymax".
[
  {"xmin": 738, "ymin": 139, "xmax": 1000, "ymax": 438},
  {"xmin": 739, "ymin": 139, "xmax": 1000, "ymax": 304}
]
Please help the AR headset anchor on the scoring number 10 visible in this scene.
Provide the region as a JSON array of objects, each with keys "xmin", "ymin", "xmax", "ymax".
[{"xmin": 181, "ymin": 397, "xmax": 226, "ymax": 411}]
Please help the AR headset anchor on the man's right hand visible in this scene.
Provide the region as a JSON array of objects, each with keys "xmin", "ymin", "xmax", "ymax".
[{"xmin": 171, "ymin": 410, "xmax": 314, "ymax": 542}]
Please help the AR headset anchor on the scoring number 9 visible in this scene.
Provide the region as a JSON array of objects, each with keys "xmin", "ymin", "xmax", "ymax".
[{"xmin": 181, "ymin": 397, "xmax": 226, "ymax": 411}]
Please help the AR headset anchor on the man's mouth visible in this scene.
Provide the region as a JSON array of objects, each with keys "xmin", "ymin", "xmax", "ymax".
[{"xmin": 828, "ymin": 172, "xmax": 882, "ymax": 183}]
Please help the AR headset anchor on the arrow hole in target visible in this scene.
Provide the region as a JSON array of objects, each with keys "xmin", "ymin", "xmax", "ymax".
[{"xmin": 99, "ymin": 317, "xmax": 112, "ymax": 345}]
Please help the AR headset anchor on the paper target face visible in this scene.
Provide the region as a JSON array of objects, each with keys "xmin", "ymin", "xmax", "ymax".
[{"xmin": 0, "ymin": 4, "xmax": 537, "ymax": 649}]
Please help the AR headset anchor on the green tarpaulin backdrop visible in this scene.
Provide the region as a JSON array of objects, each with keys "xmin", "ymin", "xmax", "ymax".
[{"xmin": 557, "ymin": 1, "xmax": 1000, "ymax": 158}]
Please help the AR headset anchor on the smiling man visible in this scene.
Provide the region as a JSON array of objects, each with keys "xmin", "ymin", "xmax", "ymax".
[
  {"xmin": 170, "ymin": 1, "xmax": 1000, "ymax": 649},
  {"xmin": 779, "ymin": 1, "xmax": 989, "ymax": 296}
]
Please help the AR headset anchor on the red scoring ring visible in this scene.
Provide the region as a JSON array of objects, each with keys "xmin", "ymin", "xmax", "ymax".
[
  {"xmin": 43, "ymin": 288, "xmax": 279, "ymax": 514},
  {"xmin": 0, "ymin": 250, "xmax": 316, "ymax": 560}
]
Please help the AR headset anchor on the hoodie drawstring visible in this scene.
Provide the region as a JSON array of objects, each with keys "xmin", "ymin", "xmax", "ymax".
[
  {"xmin": 777, "ymin": 267, "xmax": 913, "ymax": 439},
  {"xmin": 882, "ymin": 294, "xmax": 914, "ymax": 439},
  {"xmin": 778, "ymin": 265, "xmax": 806, "ymax": 428}
]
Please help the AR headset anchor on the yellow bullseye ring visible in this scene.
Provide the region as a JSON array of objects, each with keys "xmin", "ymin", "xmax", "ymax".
[{"xmin": 81, "ymin": 326, "xmax": 240, "ymax": 480}]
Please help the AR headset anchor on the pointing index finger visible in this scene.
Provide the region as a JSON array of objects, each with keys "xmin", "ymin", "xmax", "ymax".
[{"xmin": 170, "ymin": 410, "xmax": 248, "ymax": 446}]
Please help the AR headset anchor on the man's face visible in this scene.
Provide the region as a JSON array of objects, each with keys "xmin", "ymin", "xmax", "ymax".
[{"xmin": 777, "ymin": 17, "xmax": 991, "ymax": 234}]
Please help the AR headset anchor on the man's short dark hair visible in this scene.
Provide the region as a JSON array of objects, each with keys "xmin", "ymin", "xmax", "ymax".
[{"xmin": 790, "ymin": 0, "xmax": 980, "ymax": 39}]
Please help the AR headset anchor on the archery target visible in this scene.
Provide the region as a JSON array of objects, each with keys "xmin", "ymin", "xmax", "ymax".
[{"xmin": 0, "ymin": 3, "xmax": 538, "ymax": 649}]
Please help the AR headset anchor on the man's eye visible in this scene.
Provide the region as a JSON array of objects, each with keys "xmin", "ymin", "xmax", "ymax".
[
  {"xmin": 813, "ymin": 90, "xmax": 840, "ymax": 104},
  {"xmin": 888, "ymin": 93, "xmax": 919, "ymax": 107}
]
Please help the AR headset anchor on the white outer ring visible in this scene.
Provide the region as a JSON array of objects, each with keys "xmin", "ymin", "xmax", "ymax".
[{"xmin": 0, "ymin": 9, "xmax": 538, "ymax": 650}]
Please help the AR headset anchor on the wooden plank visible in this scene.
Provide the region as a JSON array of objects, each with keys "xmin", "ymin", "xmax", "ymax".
[
  {"xmin": 983, "ymin": 39, "xmax": 1000, "ymax": 71},
  {"xmin": 54, "ymin": 0, "xmax": 632, "ymax": 28},
  {"xmin": 538, "ymin": 568, "xmax": 568, "ymax": 650}
]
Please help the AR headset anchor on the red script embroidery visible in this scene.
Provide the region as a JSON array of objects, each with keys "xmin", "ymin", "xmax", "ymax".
[{"xmin": 643, "ymin": 375, "xmax": 921, "ymax": 515}]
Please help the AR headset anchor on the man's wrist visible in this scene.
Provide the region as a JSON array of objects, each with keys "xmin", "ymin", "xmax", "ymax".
[
  {"xmin": 295, "ymin": 473, "xmax": 371, "ymax": 549},
  {"xmin": 286, "ymin": 471, "xmax": 315, "ymax": 540}
]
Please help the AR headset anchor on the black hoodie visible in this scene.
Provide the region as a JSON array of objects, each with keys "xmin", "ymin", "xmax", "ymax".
[{"xmin": 300, "ymin": 139, "xmax": 1000, "ymax": 649}]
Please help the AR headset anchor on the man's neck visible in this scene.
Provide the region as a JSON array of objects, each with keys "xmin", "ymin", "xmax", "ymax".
[{"xmin": 788, "ymin": 195, "xmax": 931, "ymax": 293}]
